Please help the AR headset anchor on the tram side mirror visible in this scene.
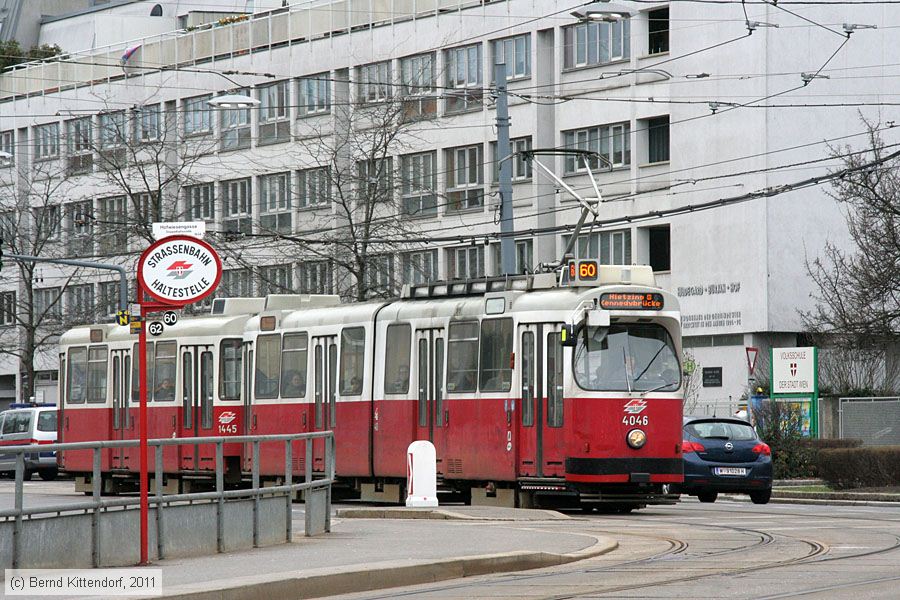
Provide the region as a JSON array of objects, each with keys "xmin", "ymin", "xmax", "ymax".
[
  {"xmin": 560, "ymin": 324, "xmax": 577, "ymax": 347},
  {"xmin": 586, "ymin": 310, "xmax": 610, "ymax": 328}
]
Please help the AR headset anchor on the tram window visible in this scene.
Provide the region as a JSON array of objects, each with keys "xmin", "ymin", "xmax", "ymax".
[
  {"xmin": 86, "ymin": 346, "xmax": 109, "ymax": 403},
  {"xmin": 183, "ymin": 352, "xmax": 193, "ymax": 429},
  {"xmin": 573, "ymin": 323, "xmax": 680, "ymax": 392},
  {"xmin": 418, "ymin": 339, "xmax": 428, "ymax": 427},
  {"xmin": 200, "ymin": 351, "xmax": 213, "ymax": 429},
  {"xmin": 219, "ymin": 338, "xmax": 242, "ymax": 401},
  {"xmin": 480, "ymin": 318, "xmax": 513, "ymax": 392},
  {"xmin": 112, "ymin": 355, "xmax": 121, "ymax": 429},
  {"xmin": 329, "ymin": 343, "xmax": 337, "ymax": 425},
  {"xmin": 255, "ymin": 334, "xmax": 281, "ymax": 399},
  {"xmin": 447, "ymin": 322, "xmax": 478, "ymax": 392},
  {"xmin": 435, "ymin": 338, "xmax": 445, "ymax": 426},
  {"xmin": 339, "ymin": 328, "xmax": 365, "ymax": 395},
  {"xmin": 153, "ymin": 341, "xmax": 177, "ymax": 402},
  {"xmin": 384, "ymin": 324, "xmax": 411, "ymax": 394},
  {"xmin": 281, "ymin": 333, "xmax": 308, "ymax": 398},
  {"xmin": 547, "ymin": 333, "xmax": 563, "ymax": 427},
  {"xmin": 314, "ymin": 344, "xmax": 323, "ymax": 428},
  {"xmin": 66, "ymin": 347, "xmax": 87, "ymax": 404},
  {"xmin": 132, "ymin": 342, "xmax": 155, "ymax": 402},
  {"xmin": 522, "ymin": 331, "xmax": 535, "ymax": 427}
]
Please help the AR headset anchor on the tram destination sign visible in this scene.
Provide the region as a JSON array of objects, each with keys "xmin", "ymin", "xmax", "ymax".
[
  {"xmin": 599, "ymin": 292, "xmax": 664, "ymax": 311},
  {"xmin": 137, "ymin": 235, "xmax": 222, "ymax": 305}
]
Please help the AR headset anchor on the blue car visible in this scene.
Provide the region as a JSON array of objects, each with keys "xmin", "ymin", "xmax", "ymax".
[{"xmin": 671, "ymin": 416, "xmax": 773, "ymax": 505}]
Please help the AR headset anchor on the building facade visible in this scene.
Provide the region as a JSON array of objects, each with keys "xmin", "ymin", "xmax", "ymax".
[{"xmin": 0, "ymin": 0, "xmax": 894, "ymax": 410}]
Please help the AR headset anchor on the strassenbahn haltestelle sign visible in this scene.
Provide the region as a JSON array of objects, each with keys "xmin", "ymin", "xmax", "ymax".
[{"xmin": 137, "ymin": 235, "xmax": 222, "ymax": 305}]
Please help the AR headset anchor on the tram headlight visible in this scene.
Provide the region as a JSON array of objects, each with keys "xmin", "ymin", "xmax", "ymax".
[{"xmin": 627, "ymin": 429, "xmax": 647, "ymax": 449}]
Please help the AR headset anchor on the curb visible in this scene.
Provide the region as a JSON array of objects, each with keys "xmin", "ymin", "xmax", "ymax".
[
  {"xmin": 723, "ymin": 494, "xmax": 900, "ymax": 507},
  {"xmin": 146, "ymin": 533, "xmax": 616, "ymax": 599},
  {"xmin": 335, "ymin": 507, "xmax": 572, "ymax": 521}
]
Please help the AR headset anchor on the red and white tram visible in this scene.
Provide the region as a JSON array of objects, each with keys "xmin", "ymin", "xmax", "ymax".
[{"xmin": 59, "ymin": 264, "xmax": 684, "ymax": 508}]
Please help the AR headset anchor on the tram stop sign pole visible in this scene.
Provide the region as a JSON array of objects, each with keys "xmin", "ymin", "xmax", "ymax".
[{"xmin": 135, "ymin": 235, "xmax": 222, "ymax": 564}]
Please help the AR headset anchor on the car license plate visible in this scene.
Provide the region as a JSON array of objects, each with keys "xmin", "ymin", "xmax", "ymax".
[{"xmin": 715, "ymin": 467, "xmax": 747, "ymax": 476}]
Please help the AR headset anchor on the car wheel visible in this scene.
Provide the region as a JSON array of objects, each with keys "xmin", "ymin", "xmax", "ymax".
[
  {"xmin": 697, "ymin": 492, "xmax": 718, "ymax": 503},
  {"xmin": 22, "ymin": 470, "xmax": 34, "ymax": 481},
  {"xmin": 750, "ymin": 490, "xmax": 771, "ymax": 505},
  {"xmin": 39, "ymin": 469, "xmax": 58, "ymax": 482}
]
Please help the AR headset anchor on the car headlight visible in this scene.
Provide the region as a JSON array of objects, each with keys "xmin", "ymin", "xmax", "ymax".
[{"xmin": 627, "ymin": 428, "xmax": 647, "ymax": 449}]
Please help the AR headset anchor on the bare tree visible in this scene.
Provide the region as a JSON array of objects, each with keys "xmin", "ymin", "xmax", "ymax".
[{"xmin": 682, "ymin": 351, "xmax": 702, "ymax": 414}]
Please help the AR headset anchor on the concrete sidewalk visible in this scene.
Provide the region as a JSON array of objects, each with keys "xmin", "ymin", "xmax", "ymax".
[{"xmin": 131, "ymin": 506, "xmax": 615, "ymax": 600}]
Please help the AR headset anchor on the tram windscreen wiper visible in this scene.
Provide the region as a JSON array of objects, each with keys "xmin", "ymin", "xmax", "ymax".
[{"xmin": 639, "ymin": 380, "xmax": 678, "ymax": 396}]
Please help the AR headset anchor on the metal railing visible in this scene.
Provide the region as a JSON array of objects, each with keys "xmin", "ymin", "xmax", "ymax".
[{"xmin": 0, "ymin": 432, "xmax": 334, "ymax": 568}]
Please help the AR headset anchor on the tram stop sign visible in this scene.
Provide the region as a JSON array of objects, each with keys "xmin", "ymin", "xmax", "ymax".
[{"xmin": 137, "ymin": 235, "xmax": 222, "ymax": 306}]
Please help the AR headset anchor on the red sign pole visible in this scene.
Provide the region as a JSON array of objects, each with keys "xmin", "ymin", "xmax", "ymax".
[{"xmin": 138, "ymin": 283, "xmax": 149, "ymax": 565}]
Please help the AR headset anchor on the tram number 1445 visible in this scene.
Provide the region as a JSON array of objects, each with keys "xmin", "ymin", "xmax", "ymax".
[{"xmin": 622, "ymin": 415, "xmax": 649, "ymax": 426}]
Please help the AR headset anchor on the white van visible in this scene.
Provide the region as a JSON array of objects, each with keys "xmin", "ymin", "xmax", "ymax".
[{"xmin": 0, "ymin": 406, "xmax": 58, "ymax": 480}]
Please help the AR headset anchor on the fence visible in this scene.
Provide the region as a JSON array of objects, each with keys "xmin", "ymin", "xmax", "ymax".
[
  {"xmin": 839, "ymin": 397, "xmax": 900, "ymax": 446},
  {"xmin": 0, "ymin": 431, "xmax": 334, "ymax": 569}
]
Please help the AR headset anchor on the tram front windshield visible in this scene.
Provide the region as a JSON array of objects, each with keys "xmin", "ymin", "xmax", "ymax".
[{"xmin": 574, "ymin": 323, "xmax": 680, "ymax": 392}]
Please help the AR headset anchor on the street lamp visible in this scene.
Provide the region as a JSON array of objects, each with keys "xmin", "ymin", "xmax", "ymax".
[
  {"xmin": 570, "ymin": 1, "xmax": 634, "ymax": 22},
  {"xmin": 207, "ymin": 94, "xmax": 260, "ymax": 109}
]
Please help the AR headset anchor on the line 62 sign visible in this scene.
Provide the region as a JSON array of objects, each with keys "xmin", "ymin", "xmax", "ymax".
[{"xmin": 137, "ymin": 235, "xmax": 222, "ymax": 306}]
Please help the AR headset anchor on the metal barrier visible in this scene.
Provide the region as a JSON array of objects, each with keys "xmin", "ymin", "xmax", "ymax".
[
  {"xmin": 0, "ymin": 432, "xmax": 334, "ymax": 569},
  {"xmin": 839, "ymin": 397, "xmax": 900, "ymax": 445}
]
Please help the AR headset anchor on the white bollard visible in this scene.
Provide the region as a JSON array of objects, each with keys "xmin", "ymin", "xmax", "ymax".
[{"xmin": 405, "ymin": 440, "xmax": 438, "ymax": 507}]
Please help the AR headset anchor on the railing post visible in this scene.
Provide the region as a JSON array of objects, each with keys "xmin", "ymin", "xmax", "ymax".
[
  {"xmin": 13, "ymin": 452, "xmax": 24, "ymax": 568},
  {"xmin": 92, "ymin": 447, "xmax": 101, "ymax": 567},
  {"xmin": 285, "ymin": 439, "xmax": 292, "ymax": 542},
  {"xmin": 325, "ymin": 433, "xmax": 333, "ymax": 533},
  {"xmin": 155, "ymin": 444, "xmax": 164, "ymax": 560},
  {"xmin": 304, "ymin": 437, "xmax": 312, "ymax": 538},
  {"xmin": 215, "ymin": 440, "xmax": 224, "ymax": 553},
  {"xmin": 252, "ymin": 440, "xmax": 260, "ymax": 548}
]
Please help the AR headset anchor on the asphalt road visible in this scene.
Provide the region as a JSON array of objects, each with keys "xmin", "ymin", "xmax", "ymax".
[{"xmin": 333, "ymin": 499, "xmax": 900, "ymax": 599}]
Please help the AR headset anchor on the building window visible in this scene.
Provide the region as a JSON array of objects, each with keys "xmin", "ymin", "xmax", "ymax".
[
  {"xmin": 66, "ymin": 284, "xmax": 94, "ymax": 324},
  {"xmin": 298, "ymin": 167, "xmax": 330, "ymax": 208},
  {"xmin": 358, "ymin": 61, "xmax": 391, "ymax": 103},
  {"xmin": 365, "ymin": 255, "xmax": 393, "ymax": 297},
  {"xmin": 357, "ymin": 158, "xmax": 393, "ymax": 204},
  {"xmin": 98, "ymin": 111, "xmax": 126, "ymax": 148},
  {"xmin": 34, "ymin": 287, "xmax": 62, "ymax": 321},
  {"xmin": 445, "ymin": 44, "xmax": 483, "ymax": 112},
  {"xmin": 563, "ymin": 20, "xmax": 630, "ymax": 68},
  {"xmin": 492, "ymin": 240, "xmax": 533, "ymax": 275},
  {"xmin": 258, "ymin": 81, "xmax": 290, "ymax": 145},
  {"xmin": 0, "ymin": 130, "xmax": 13, "ymax": 161},
  {"xmin": 97, "ymin": 196, "xmax": 126, "ymax": 254},
  {"xmin": 491, "ymin": 136, "xmax": 532, "ymax": 182},
  {"xmin": 99, "ymin": 281, "xmax": 118, "ymax": 316},
  {"xmin": 400, "ymin": 53, "xmax": 436, "ymax": 116},
  {"xmin": 401, "ymin": 250, "xmax": 438, "ymax": 285},
  {"xmin": 66, "ymin": 117, "xmax": 93, "ymax": 174},
  {"xmin": 184, "ymin": 95, "xmax": 212, "ymax": 135},
  {"xmin": 648, "ymin": 7, "xmax": 669, "ymax": 55},
  {"xmin": 0, "ymin": 291, "xmax": 16, "ymax": 326},
  {"xmin": 136, "ymin": 192, "xmax": 160, "ymax": 224},
  {"xmin": 647, "ymin": 115, "xmax": 670, "ymax": 163},
  {"xmin": 219, "ymin": 91, "xmax": 251, "ymax": 151},
  {"xmin": 563, "ymin": 122, "xmax": 631, "ymax": 173},
  {"xmin": 448, "ymin": 246, "xmax": 485, "ymax": 279},
  {"xmin": 220, "ymin": 268, "xmax": 253, "ymax": 297},
  {"xmin": 299, "ymin": 74, "xmax": 330, "ymax": 116},
  {"xmin": 33, "ymin": 205, "xmax": 61, "ymax": 241},
  {"xmin": 135, "ymin": 104, "xmax": 161, "ymax": 142},
  {"xmin": 185, "ymin": 183, "xmax": 214, "ymax": 222},
  {"xmin": 259, "ymin": 264, "xmax": 292, "ymax": 296},
  {"xmin": 446, "ymin": 145, "xmax": 484, "ymax": 211},
  {"xmin": 34, "ymin": 123, "xmax": 59, "ymax": 160},
  {"xmin": 400, "ymin": 152, "xmax": 437, "ymax": 216},
  {"xmin": 566, "ymin": 230, "xmax": 632, "ymax": 265},
  {"xmin": 259, "ymin": 172, "xmax": 291, "ymax": 233},
  {"xmin": 648, "ymin": 225, "xmax": 671, "ymax": 272},
  {"xmin": 492, "ymin": 35, "xmax": 530, "ymax": 81},
  {"xmin": 222, "ymin": 178, "xmax": 251, "ymax": 234},
  {"xmin": 300, "ymin": 261, "xmax": 333, "ymax": 294},
  {"xmin": 66, "ymin": 201, "xmax": 93, "ymax": 256}
]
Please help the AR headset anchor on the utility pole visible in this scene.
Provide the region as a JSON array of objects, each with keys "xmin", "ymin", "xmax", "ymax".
[{"xmin": 495, "ymin": 60, "xmax": 516, "ymax": 275}]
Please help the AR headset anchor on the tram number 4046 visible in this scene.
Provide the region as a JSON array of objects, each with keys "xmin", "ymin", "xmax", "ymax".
[{"xmin": 622, "ymin": 415, "xmax": 649, "ymax": 426}]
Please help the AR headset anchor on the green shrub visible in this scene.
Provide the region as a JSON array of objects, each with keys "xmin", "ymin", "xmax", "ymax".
[{"xmin": 817, "ymin": 446, "xmax": 900, "ymax": 489}]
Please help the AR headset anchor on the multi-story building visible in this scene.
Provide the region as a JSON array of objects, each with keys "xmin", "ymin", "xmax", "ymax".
[{"xmin": 0, "ymin": 0, "xmax": 894, "ymax": 409}]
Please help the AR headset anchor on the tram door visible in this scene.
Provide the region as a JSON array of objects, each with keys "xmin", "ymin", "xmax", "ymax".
[
  {"xmin": 110, "ymin": 349, "xmax": 131, "ymax": 469},
  {"xmin": 516, "ymin": 324, "xmax": 566, "ymax": 477},
  {"xmin": 414, "ymin": 329, "xmax": 446, "ymax": 470},
  {"xmin": 179, "ymin": 345, "xmax": 215, "ymax": 471},
  {"xmin": 312, "ymin": 336, "xmax": 337, "ymax": 472}
]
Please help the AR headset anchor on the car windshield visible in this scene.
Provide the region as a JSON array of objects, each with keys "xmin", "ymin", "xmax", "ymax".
[
  {"xmin": 37, "ymin": 411, "xmax": 57, "ymax": 432},
  {"xmin": 574, "ymin": 323, "xmax": 680, "ymax": 392},
  {"xmin": 686, "ymin": 421, "xmax": 756, "ymax": 441}
]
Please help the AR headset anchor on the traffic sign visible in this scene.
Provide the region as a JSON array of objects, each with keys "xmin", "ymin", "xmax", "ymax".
[
  {"xmin": 130, "ymin": 322, "xmax": 141, "ymax": 335},
  {"xmin": 117, "ymin": 310, "xmax": 129, "ymax": 326},
  {"xmin": 148, "ymin": 321, "xmax": 164, "ymax": 336},
  {"xmin": 137, "ymin": 235, "xmax": 222, "ymax": 306},
  {"xmin": 163, "ymin": 311, "xmax": 178, "ymax": 326}
]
